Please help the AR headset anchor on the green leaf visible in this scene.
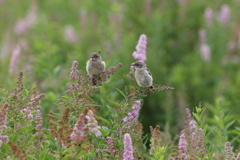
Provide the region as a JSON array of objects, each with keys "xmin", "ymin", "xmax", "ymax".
[
  {"xmin": 235, "ymin": 126, "xmax": 240, "ymax": 131},
  {"xmin": 195, "ymin": 106, "xmax": 202, "ymax": 113},
  {"xmin": 62, "ymin": 153, "xmax": 73, "ymax": 160},
  {"xmin": 215, "ymin": 115, "xmax": 224, "ymax": 129},
  {"xmin": 192, "ymin": 113, "xmax": 201, "ymax": 124},
  {"xmin": 85, "ymin": 103, "xmax": 101, "ymax": 107},
  {"xmin": 43, "ymin": 134, "xmax": 57, "ymax": 147},
  {"xmin": 106, "ymin": 105, "xmax": 115, "ymax": 115},
  {"xmin": 10, "ymin": 134, "xmax": 19, "ymax": 143},
  {"xmin": 17, "ymin": 125, "xmax": 34, "ymax": 135},
  {"xmin": 24, "ymin": 89, "xmax": 29, "ymax": 95},
  {"xmin": 98, "ymin": 129, "xmax": 107, "ymax": 137},
  {"xmin": 108, "ymin": 100, "xmax": 121, "ymax": 108},
  {"xmin": 225, "ymin": 120, "xmax": 235, "ymax": 130},
  {"xmin": 94, "ymin": 115, "xmax": 110, "ymax": 125},
  {"xmin": 115, "ymin": 88, "xmax": 126, "ymax": 98}
]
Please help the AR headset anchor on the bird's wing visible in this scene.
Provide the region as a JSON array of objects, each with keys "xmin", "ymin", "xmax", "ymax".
[
  {"xmin": 146, "ymin": 68, "xmax": 152, "ymax": 77},
  {"xmin": 101, "ymin": 61, "xmax": 106, "ymax": 70}
]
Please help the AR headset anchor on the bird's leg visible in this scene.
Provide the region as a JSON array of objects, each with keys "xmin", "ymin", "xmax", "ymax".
[
  {"xmin": 147, "ymin": 86, "xmax": 153, "ymax": 94},
  {"xmin": 92, "ymin": 78, "xmax": 97, "ymax": 86},
  {"xmin": 97, "ymin": 76, "xmax": 102, "ymax": 86},
  {"xmin": 137, "ymin": 87, "xmax": 143, "ymax": 93},
  {"xmin": 147, "ymin": 88, "xmax": 150, "ymax": 94}
]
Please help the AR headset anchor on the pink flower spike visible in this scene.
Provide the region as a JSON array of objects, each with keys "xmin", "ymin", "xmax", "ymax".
[
  {"xmin": 0, "ymin": 135, "xmax": 9, "ymax": 142},
  {"xmin": 123, "ymin": 133, "xmax": 134, "ymax": 160},
  {"xmin": 35, "ymin": 109, "xmax": 43, "ymax": 134},
  {"xmin": 27, "ymin": 114, "xmax": 33, "ymax": 119},
  {"xmin": 236, "ymin": 153, "xmax": 240, "ymax": 159},
  {"xmin": 86, "ymin": 110, "xmax": 102, "ymax": 137},
  {"xmin": 64, "ymin": 25, "xmax": 78, "ymax": 43},
  {"xmin": 178, "ymin": 134, "xmax": 187, "ymax": 153},
  {"xmin": 9, "ymin": 45, "xmax": 21, "ymax": 76},
  {"xmin": 70, "ymin": 113, "xmax": 88, "ymax": 143},
  {"xmin": 132, "ymin": 34, "xmax": 147, "ymax": 63},
  {"xmin": 14, "ymin": 19, "xmax": 28, "ymax": 35},
  {"xmin": 200, "ymin": 43, "xmax": 211, "ymax": 62},
  {"xmin": 123, "ymin": 100, "xmax": 141, "ymax": 122},
  {"xmin": 199, "ymin": 29, "xmax": 206, "ymax": 44},
  {"xmin": 204, "ymin": 8, "xmax": 213, "ymax": 27},
  {"xmin": 69, "ymin": 61, "xmax": 80, "ymax": 81},
  {"xmin": 0, "ymin": 103, "xmax": 8, "ymax": 130},
  {"xmin": 219, "ymin": 4, "xmax": 230, "ymax": 26}
]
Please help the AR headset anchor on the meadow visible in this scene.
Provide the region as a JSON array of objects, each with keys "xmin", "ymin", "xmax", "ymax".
[{"xmin": 0, "ymin": 0, "xmax": 240, "ymax": 159}]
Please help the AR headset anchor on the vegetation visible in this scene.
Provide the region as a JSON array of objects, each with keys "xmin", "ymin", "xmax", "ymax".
[{"xmin": 0, "ymin": 0, "xmax": 240, "ymax": 159}]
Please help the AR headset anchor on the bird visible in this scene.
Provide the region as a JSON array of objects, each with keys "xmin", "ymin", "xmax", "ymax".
[
  {"xmin": 131, "ymin": 61, "xmax": 153, "ymax": 92},
  {"xmin": 86, "ymin": 50, "xmax": 106, "ymax": 85}
]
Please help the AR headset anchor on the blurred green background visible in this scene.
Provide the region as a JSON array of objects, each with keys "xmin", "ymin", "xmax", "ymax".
[{"xmin": 1, "ymin": 0, "xmax": 240, "ymax": 146}]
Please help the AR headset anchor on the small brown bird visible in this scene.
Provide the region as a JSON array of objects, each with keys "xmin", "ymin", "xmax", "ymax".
[
  {"xmin": 86, "ymin": 51, "xmax": 106, "ymax": 85},
  {"xmin": 131, "ymin": 61, "xmax": 153, "ymax": 91}
]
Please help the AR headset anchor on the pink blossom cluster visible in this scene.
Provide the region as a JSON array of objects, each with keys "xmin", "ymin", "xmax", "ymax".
[
  {"xmin": 34, "ymin": 110, "xmax": 45, "ymax": 141},
  {"xmin": 66, "ymin": 83, "xmax": 82, "ymax": 94},
  {"xmin": 198, "ymin": 29, "xmax": 206, "ymax": 44},
  {"xmin": 200, "ymin": 5, "xmax": 231, "ymax": 62},
  {"xmin": 122, "ymin": 100, "xmax": 141, "ymax": 133},
  {"xmin": 22, "ymin": 108, "xmax": 33, "ymax": 119},
  {"xmin": 132, "ymin": 34, "xmax": 147, "ymax": 63},
  {"xmin": 123, "ymin": 133, "xmax": 134, "ymax": 160},
  {"xmin": 200, "ymin": 43, "xmax": 211, "ymax": 62},
  {"xmin": 198, "ymin": 29, "xmax": 211, "ymax": 62},
  {"xmin": 9, "ymin": 45, "xmax": 21, "ymax": 76},
  {"xmin": 64, "ymin": 25, "xmax": 78, "ymax": 43},
  {"xmin": 0, "ymin": 114, "xmax": 7, "ymax": 133},
  {"xmin": 104, "ymin": 136, "xmax": 118, "ymax": 156},
  {"xmin": 198, "ymin": 129, "xmax": 206, "ymax": 154},
  {"xmin": 224, "ymin": 142, "xmax": 240, "ymax": 159},
  {"xmin": 225, "ymin": 142, "xmax": 233, "ymax": 160},
  {"xmin": 0, "ymin": 103, "xmax": 9, "ymax": 148},
  {"xmin": 204, "ymin": 8, "xmax": 213, "ymax": 27},
  {"xmin": 66, "ymin": 61, "xmax": 81, "ymax": 94},
  {"xmin": 69, "ymin": 61, "xmax": 80, "ymax": 81},
  {"xmin": 85, "ymin": 110, "xmax": 101, "ymax": 137},
  {"xmin": 178, "ymin": 108, "xmax": 206, "ymax": 158},
  {"xmin": 35, "ymin": 110, "xmax": 43, "ymax": 131},
  {"xmin": 70, "ymin": 114, "xmax": 88, "ymax": 143},
  {"xmin": 123, "ymin": 100, "xmax": 141, "ymax": 122},
  {"xmin": 28, "ymin": 93, "xmax": 45, "ymax": 107},
  {"xmin": 204, "ymin": 5, "xmax": 230, "ymax": 27},
  {"xmin": 219, "ymin": 4, "xmax": 230, "ymax": 26},
  {"xmin": 14, "ymin": 4, "xmax": 37, "ymax": 35},
  {"xmin": 178, "ymin": 134, "xmax": 188, "ymax": 159}
]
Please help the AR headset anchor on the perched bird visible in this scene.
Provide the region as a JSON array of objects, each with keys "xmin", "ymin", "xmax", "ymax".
[
  {"xmin": 131, "ymin": 61, "xmax": 153, "ymax": 91},
  {"xmin": 86, "ymin": 51, "xmax": 106, "ymax": 85}
]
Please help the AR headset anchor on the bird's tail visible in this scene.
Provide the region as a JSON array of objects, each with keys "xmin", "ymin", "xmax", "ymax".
[{"xmin": 92, "ymin": 76, "xmax": 102, "ymax": 86}]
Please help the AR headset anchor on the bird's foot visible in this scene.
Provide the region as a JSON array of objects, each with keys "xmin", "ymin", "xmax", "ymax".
[{"xmin": 147, "ymin": 86, "xmax": 153, "ymax": 94}]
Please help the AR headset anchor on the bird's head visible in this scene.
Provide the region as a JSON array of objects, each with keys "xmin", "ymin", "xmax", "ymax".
[
  {"xmin": 131, "ymin": 61, "xmax": 146, "ymax": 69},
  {"xmin": 91, "ymin": 52, "xmax": 101, "ymax": 61}
]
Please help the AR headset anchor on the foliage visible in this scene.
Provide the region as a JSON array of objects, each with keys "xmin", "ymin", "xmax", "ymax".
[
  {"xmin": 0, "ymin": 64, "xmax": 239, "ymax": 159},
  {"xmin": 1, "ymin": 0, "xmax": 240, "ymax": 159}
]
